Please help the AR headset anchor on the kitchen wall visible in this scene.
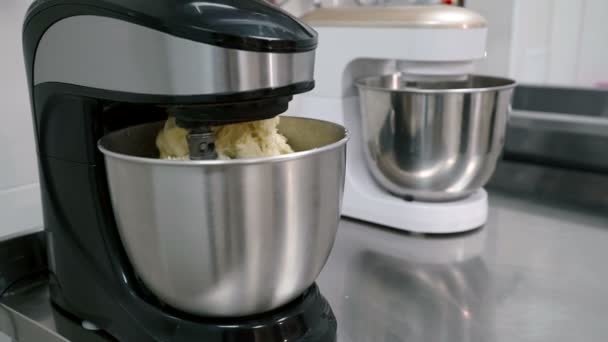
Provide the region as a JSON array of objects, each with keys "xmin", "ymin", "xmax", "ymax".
[
  {"xmin": 470, "ymin": 0, "xmax": 608, "ymax": 88},
  {"xmin": 0, "ymin": 0, "xmax": 43, "ymax": 242},
  {"xmin": 571, "ymin": 0, "xmax": 608, "ymax": 87}
]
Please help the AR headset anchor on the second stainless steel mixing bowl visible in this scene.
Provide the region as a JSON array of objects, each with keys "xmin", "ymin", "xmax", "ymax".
[
  {"xmin": 98, "ymin": 116, "xmax": 347, "ymax": 317},
  {"xmin": 356, "ymin": 74, "xmax": 516, "ymax": 201}
]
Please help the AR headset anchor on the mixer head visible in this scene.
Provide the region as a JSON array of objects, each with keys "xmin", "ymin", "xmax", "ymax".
[
  {"xmin": 27, "ymin": 0, "xmax": 318, "ymax": 159},
  {"xmin": 151, "ymin": 0, "xmax": 320, "ymax": 159}
]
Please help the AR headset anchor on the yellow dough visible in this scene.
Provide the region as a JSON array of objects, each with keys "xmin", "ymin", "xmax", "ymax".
[
  {"xmin": 213, "ymin": 116, "xmax": 294, "ymax": 159},
  {"xmin": 156, "ymin": 116, "xmax": 294, "ymax": 160},
  {"xmin": 155, "ymin": 117, "xmax": 190, "ymax": 160}
]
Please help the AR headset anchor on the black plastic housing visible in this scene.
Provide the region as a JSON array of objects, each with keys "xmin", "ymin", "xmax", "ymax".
[
  {"xmin": 22, "ymin": 1, "xmax": 333, "ymax": 341},
  {"xmin": 25, "ymin": 0, "xmax": 317, "ymax": 53}
]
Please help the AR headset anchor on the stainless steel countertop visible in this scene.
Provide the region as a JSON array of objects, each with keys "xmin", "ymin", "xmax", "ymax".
[
  {"xmin": 2, "ymin": 191, "xmax": 608, "ymax": 341},
  {"xmin": 320, "ymin": 192, "xmax": 608, "ymax": 341}
]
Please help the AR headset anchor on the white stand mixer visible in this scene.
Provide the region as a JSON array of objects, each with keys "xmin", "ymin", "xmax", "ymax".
[{"xmin": 286, "ymin": 6, "xmax": 499, "ymax": 234}]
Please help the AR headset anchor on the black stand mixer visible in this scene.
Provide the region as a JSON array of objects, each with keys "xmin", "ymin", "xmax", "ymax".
[{"xmin": 22, "ymin": 0, "xmax": 340, "ymax": 341}]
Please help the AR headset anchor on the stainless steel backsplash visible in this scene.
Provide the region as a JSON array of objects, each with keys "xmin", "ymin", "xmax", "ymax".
[{"xmin": 489, "ymin": 85, "xmax": 608, "ymax": 210}]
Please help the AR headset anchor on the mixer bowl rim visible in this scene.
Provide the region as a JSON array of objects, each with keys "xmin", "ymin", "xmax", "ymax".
[
  {"xmin": 98, "ymin": 116, "xmax": 349, "ymax": 166},
  {"xmin": 355, "ymin": 73, "xmax": 516, "ymax": 94}
]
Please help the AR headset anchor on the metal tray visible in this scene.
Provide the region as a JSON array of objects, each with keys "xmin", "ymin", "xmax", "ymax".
[
  {"xmin": 504, "ymin": 85, "xmax": 608, "ymax": 173},
  {"xmin": 489, "ymin": 85, "xmax": 608, "ymax": 209}
]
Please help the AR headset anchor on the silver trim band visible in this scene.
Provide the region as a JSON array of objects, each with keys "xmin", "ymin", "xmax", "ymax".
[
  {"xmin": 302, "ymin": 6, "xmax": 487, "ymax": 29},
  {"xmin": 34, "ymin": 16, "xmax": 315, "ymax": 96}
]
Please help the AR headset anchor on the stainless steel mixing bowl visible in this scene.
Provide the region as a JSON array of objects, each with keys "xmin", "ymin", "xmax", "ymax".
[
  {"xmin": 355, "ymin": 74, "xmax": 516, "ymax": 201},
  {"xmin": 98, "ymin": 116, "xmax": 347, "ymax": 317}
]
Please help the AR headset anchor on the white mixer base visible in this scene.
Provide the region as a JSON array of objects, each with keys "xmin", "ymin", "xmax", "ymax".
[
  {"xmin": 343, "ymin": 188, "xmax": 487, "ymax": 234},
  {"xmin": 342, "ymin": 175, "xmax": 488, "ymax": 234}
]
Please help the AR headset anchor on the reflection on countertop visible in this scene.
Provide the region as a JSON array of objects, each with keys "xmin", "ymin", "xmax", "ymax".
[
  {"xmin": 317, "ymin": 192, "xmax": 608, "ymax": 342},
  {"xmin": 2, "ymin": 191, "xmax": 608, "ymax": 341}
]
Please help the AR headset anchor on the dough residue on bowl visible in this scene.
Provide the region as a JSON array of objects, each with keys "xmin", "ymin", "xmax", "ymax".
[{"xmin": 156, "ymin": 116, "xmax": 294, "ymax": 160}]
